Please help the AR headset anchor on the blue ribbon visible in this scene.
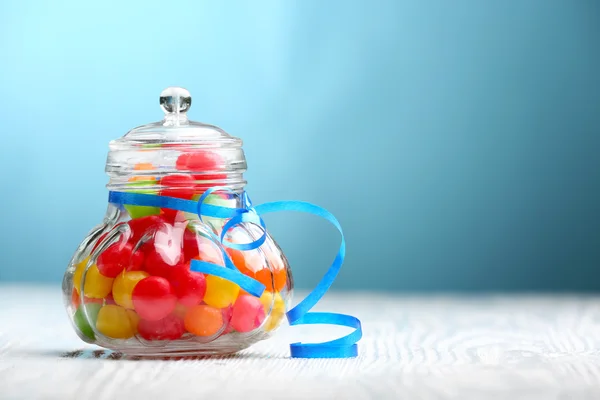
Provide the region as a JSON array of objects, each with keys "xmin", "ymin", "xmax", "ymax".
[{"xmin": 108, "ymin": 190, "xmax": 362, "ymax": 358}]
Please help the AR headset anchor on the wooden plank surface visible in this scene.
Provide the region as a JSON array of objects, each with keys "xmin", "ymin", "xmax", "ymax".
[{"xmin": 1, "ymin": 285, "xmax": 600, "ymax": 399}]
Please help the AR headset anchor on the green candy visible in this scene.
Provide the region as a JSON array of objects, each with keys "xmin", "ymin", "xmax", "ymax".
[
  {"xmin": 124, "ymin": 180, "xmax": 160, "ymax": 219},
  {"xmin": 73, "ymin": 303, "xmax": 102, "ymax": 340}
]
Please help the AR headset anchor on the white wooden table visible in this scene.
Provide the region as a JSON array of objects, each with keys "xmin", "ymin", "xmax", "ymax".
[{"xmin": 1, "ymin": 285, "xmax": 600, "ymax": 399}]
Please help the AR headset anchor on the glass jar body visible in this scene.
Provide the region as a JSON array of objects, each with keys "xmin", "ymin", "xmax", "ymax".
[{"xmin": 62, "ymin": 189, "xmax": 293, "ymax": 357}]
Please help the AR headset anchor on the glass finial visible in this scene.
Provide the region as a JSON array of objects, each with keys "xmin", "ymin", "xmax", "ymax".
[{"xmin": 160, "ymin": 87, "xmax": 192, "ymax": 117}]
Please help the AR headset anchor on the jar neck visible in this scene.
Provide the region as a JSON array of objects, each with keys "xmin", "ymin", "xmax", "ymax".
[{"xmin": 106, "ymin": 172, "xmax": 247, "ymax": 194}]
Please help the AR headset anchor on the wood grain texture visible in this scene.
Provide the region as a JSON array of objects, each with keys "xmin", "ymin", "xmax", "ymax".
[{"xmin": 1, "ymin": 285, "xmax": 600, "ymax": 400}]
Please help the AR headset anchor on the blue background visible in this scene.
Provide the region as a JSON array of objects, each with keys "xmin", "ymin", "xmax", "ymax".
[{"xmin": 0, "ymin": 0, "xmax": 599, "ymax": 291}]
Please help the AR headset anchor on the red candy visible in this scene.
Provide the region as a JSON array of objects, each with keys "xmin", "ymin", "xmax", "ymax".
[
  {"xmin": 183, "ymin": 229, "xmax": 223, "ymax": 264},
  {"xmin": 169, "ymin": 268, "xmax": 206, "ymax": 307},
  {"xmin": 222, "ymin": 305, "xmax": 234, "ymax": 334},
  {"xmin": 131, "ymin": 276, "xmax": 177, "ymax": 321},
  {"xmin": 144, "ymin": 251, "xmax": 184, "ymax": 278},
  {"xmin": 159, "ymin": 174, "xmax": 195, "ymax": 199},
  {"xmin": 138, "ymin": 314, "xmax": 185, "ymax": 341},
  {"xmin": 127, "ymin": 215, "xmax": 164, "ymax": 243},
  {"xmin": 96, "ymin": 241, "xmax": 134, "ymax": 278},
  {"xmin": 230, "ymin": 295, "xmax": 266, "ymax": 333},
  {"xmin": 104, "ymin": 292, "xmax": 117, "ymax": 305},
  {"xmin": 159, "ymin": 174, "xmax": 195, "ymax": 219},
  {"xmin": 127, "ymin": 249, "xmax": 145, "ymax": 271},
  {"xmin": 143, "ymin": 223, "xmax": 184, "ymax": 277},
  {"xmin": 176, "ymin": 151, "xmax": 226, "ymax": 184}
]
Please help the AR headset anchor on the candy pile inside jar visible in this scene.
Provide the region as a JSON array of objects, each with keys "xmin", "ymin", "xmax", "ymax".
[
  {"xmin": 70, "ymin": 155, "xmax": 288, "ymax": 345},
  {"xmin": 64, "ymin": 88, "xmax": 292, "ymax": 355}
]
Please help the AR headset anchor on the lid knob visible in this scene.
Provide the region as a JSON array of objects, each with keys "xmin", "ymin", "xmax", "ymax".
[{"xmin": 160, "ymin": 86, "xmax": 192, "ymax": 115}]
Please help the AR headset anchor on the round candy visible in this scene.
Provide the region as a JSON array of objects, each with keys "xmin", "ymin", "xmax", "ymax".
[
  {"xmin": 124, "ymin": 195, "xmax": 160, "ymax": 219},
  {"xmin": 138, "ymin": 314, "xmax": 185, "ymax": 341},
  {"xmin": 225, "ymin": 249, "xmax": 256, "ymax": 279},
  {"xmin": 81, "ymin": 264, "xmax": 114, "ymax": 299},
  {"xmin": 125, "ymin": 164, "xmax": 160, "ymax": 218},
  {"xmin": 97, "ymin": 241, "xmax": 134, "ymax": 278},
  {"xmin": 71, "ymin": 289, "xmax": 80, "ymax": 308},
  {"xmin": 128, "ymin": 249, "xmax": 145, "ymax": 271},
  {"xmin": 159, "ymin": 174, "xmax": 195, "ymax": 218},
  {"xmin": 173, "ymin": 303, "xmax": 188, "ymax": 319},
  {"xmin": 255, "ymin": 267, "xmax": 287, "ymax": 293},
  {"xmin": 169, "ymin": 268, "xmax": 206, "ymax": 307},
  {"xmin": 96, "ymin": 305, "xmax": 139, "ymax": 339},
  {"xmin": 230, "ymin": 294, "xmax": 266, "ymax": 333},
  {"xmin": 221, "ymin": 305, "xmax": 234, "ymax": 334},
  {"xmin": 131, "ymin": 276, "xmax": 177, "ymax": 321},
  {"xmin": 127, "ymin": 215, "xmax": 164, "ymax": 244},
  {"xmin": 104, "ymin": 292, "xmax": 117, "ymax": 305},
  {"xmin": 259, "ymin": 291, "xmax": 286, "ymax": 332},
  {"xmin": 73, "ymin": 303, "xmax": 102, "ymax": 340},
  {"xmin": 72, "ymin": 257, "xmax": 90, "ymax": 294},
  {"xmin": 176, "ymin": 151, "xmax": 226, "ymax": 183},
  {"xmin": 142, "ymin": 222, "xmax": 185, "ymax": 277},
  {"xmin": 225, "ymin": 248, "xmax": 287, "ymax": 292},
  {"xmin": 184, "ymin": 305, "xmax": 224, "ymax": 337},
  {"xmin": 182, "ymin": 229, "xmax": 223, "ymax": 263},
  {"xmin": 203, "ymin": 275, "xmax": 240, "ymax": 309},
  {"xmin": 112, "ymin": 271, "xmax": 149, "ymax": 309}
]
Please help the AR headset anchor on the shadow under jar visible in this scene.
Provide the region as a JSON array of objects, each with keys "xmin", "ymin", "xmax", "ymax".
[{"xmin": 62, "ymin": 87, "xmax": 293, "ymax": 356}]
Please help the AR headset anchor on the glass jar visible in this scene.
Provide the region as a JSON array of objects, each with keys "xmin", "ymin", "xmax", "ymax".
[{"xmin": 62, "ymin": 87, "xmax": 293, "ymax": 356}]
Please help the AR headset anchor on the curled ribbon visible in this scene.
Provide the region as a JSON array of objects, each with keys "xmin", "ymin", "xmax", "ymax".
[{"xmin": 108, "ymin": 190, "xmax": 362, "ymax": 358}]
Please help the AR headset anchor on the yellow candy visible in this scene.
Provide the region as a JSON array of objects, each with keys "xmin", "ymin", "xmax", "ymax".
[
  {"xmin": 112, "ymin": 271, "xmax": 149, "ymax": 309},
  {"xmin": 96, "ymin": 305, "xmax": 139, "ymax": 339},
  {"xmin": 203, "ymin": 275, "xmax": 240, "ymax": 308},
  {"xmin": 260, "ymin": 291, "xmax": 286, "ymax": 331},
  {"xmin": 81, "ymin": 264, "xmax": 114, "ymax": 299},
  {"xmin": 72, "ymin": 257, "xmax": 89, "ymax": 294}
]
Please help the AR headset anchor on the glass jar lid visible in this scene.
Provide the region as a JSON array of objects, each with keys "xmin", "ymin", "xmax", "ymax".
[{"xmin": 106, "ymin": 87, "xmax": 247, "ymax": 190}]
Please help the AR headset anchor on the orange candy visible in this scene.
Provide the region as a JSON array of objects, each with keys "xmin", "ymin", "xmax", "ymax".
[
  {"xmin": 227, "ymin": 249, "xmax": 287, "ymax": 292},
  {"xmin": 71, "ymin": 290, "xmax": 80, "ymax": 308},
  {"xmin": 128, "ymin": 162, "xmax": 156, "ymax": 182},
  {"xmin": 184, "ymin": 305, "xmax": 224, "ymax": 337},
  {"xmin": 255, "ymin": 268, "xmax": 287, "ymax": 292}
]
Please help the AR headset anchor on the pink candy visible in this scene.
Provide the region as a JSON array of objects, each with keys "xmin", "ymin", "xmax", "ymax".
[{"xmin": 230, "ymin": 295, "xmax": 266, "ymax": 333}]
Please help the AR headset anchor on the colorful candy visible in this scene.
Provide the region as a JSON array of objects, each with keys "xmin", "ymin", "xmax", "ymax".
[
  {"xmin": 97, "ymin": 241, "xmax": 134, "ymax": 278},
  {"xmin": 68, "ymin": 190, "xmax": 290, "ymax": 348},
  {"xmin": 138, "ymin": 314, "xmax": 186, "ymax": 340},
  {"xmin": 112, "ymin": 271, "xmax": 149, "ymax": 309},
  {"xmin": 169, "ymin": 268, "xmax": 206, "ymax": 307},
  {"xmin": 142, "ymin": 222, "xmax": 185, "ymax": 277},
  {"xmin": 159, "ymin": 174, "xmax": 195, "ymax": 219},
  {"xmin": 96, "ymin": 305, "xmax": 139, "ymax": 339},
  {"xmin": 124, "ymin": 181, "xmax": 160, "ymax": 219},
  {"xmin": 182, "ymin": 228, "xmax": 223, "ymax": 263},
  {"xmin": 260, "ymin": 291, "xmax": 286, "ymax": 331},
  {"xmin": 226, "ymin": 249, "xmax": 287, "ymax": 292},
  {"xmin": 127, "ymin": 215, "xmax": 164, "ymax": 244},
  {"xmin": 230, "ymin": 294, "xmax": 266, "ymax": 333},
  {"xmin": 184, "ymin": 305, "xmax": 224, "ymax": 337},
  {"xmin": 131, "ymin": 276, "xmax": 177, "ymax": 321},
  {"xmin": 143, "ymin": 250, "xmax": 184, "ymax": 278},
  {"xmin": 73, "ymin": 303, "xmax": 102, "ymax": 340},
  {"xmin": 203, "ymin": 275, "xmax": 240, "ymax": 309},
  {"xmin": 176, "ymin": 151, "xmax": 227, "ymax": 183},
  {"xmin": 72, "ymin": 257, "xmax": 89, "ymax": 294},
  {"xmin": 81, "ymin": 264, "xmax": 114, "ymax": 299},
  {"xmin": 124, "ymin": 163, "xmax": 160, "ymax": 219}
]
